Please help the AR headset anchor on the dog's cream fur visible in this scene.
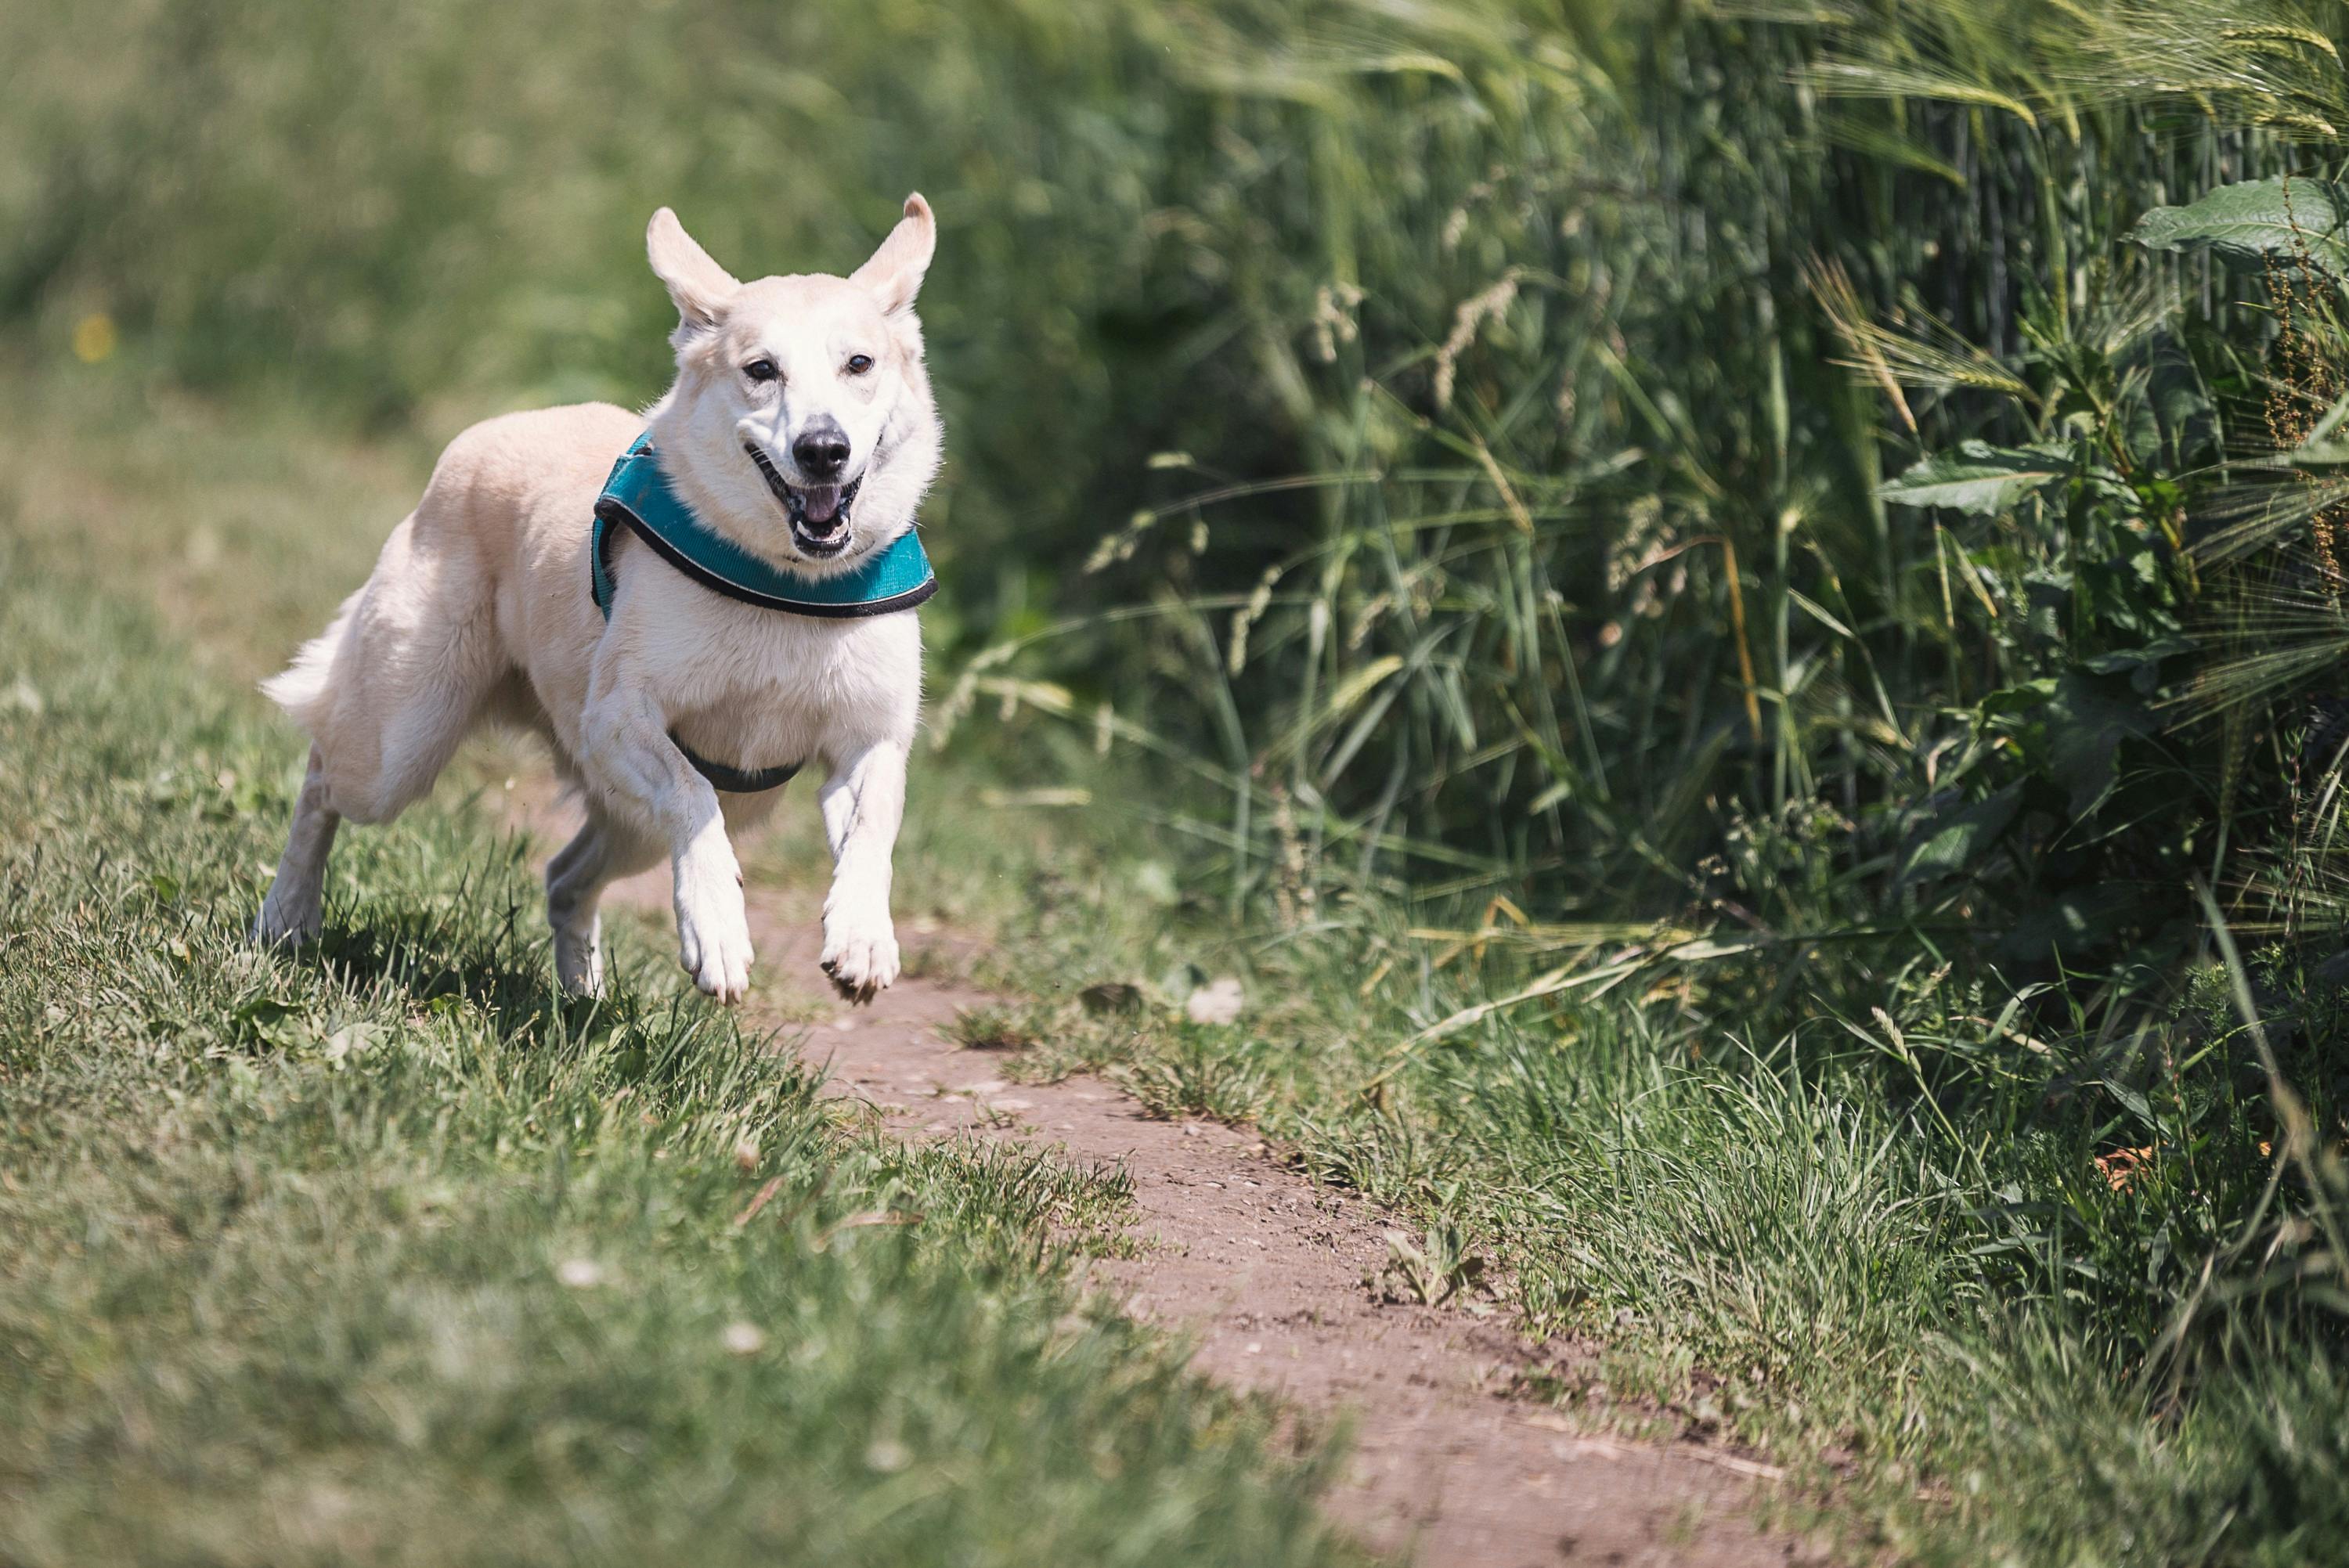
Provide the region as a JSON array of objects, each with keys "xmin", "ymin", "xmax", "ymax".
[{"xmin": 253, "ymin": 196, "xmax": 943, "ymax": 1005}]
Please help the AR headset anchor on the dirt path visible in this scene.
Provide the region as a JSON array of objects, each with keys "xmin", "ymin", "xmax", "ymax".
[{"xmin": 534, "ymin": 798, "xmax": 1801, "ymax": 1566}]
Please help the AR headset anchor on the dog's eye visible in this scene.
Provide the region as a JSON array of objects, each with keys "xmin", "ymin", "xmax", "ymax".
[
  {"xmin": 845, "ymin": 353, "xmax": 874, "ymax": 375},
  {"xmin": 743, "ymin": 359, "xmax": 778, "ymax": 383}
]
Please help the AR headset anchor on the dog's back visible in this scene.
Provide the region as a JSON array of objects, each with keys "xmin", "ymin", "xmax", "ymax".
[{"xmin": 262, "ymin": 402, "xmax": 639, "ymax": 822}]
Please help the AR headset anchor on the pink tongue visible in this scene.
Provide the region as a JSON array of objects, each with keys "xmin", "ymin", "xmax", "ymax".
[{"xmin": 801, "ymin": 485, "xmax": 843, "ymax": 525}]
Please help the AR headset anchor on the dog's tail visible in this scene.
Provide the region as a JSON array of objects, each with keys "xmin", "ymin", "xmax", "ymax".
[{"xmin": 260, "ymin": 586, "xmax": 363, "ymax": 736}]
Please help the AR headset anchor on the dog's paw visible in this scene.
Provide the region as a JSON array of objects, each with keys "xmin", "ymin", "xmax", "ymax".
[
  {"xmin": 675, "ymin": 865, "xmax": 753, "ymax": 1005},
  {"xmin": 819, "ymin": 910, "xmax": 899, "ymax": 1004},
  {"xmin": 251, "ymin": 886, "xmax": 323, "ymax": 948},
  {"xmin": 554, "ymin": 913, "xmax": 604, "ymax": 998}
]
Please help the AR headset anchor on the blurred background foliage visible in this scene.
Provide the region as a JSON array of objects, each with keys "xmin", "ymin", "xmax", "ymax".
[{"xmin": 16, "ymin": 0, "xmax": 2349, "ymax": 1554}]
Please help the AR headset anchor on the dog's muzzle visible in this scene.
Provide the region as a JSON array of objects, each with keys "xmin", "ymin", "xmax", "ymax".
[{"xmin": 747, "ymin": 443, "xmax": 861, "ymax": 559}]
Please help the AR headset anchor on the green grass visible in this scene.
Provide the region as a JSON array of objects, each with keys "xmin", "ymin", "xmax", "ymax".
[
  {"xmin": 0, "ymin": 420, "xmax": 1363, "ymax": 1565},
  {"xmin": 873, "ymin": 741, "xmax": 2349, "ymax": 1565},
  {"xmin": 12, "ymin": 0, "xmax": 2349, "ymax": 1555}
]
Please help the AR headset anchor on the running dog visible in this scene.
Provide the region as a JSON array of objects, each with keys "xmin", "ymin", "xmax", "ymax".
[{"xmin": 253, "ymin": 196, "xmax": 943, "ymax": 1005}]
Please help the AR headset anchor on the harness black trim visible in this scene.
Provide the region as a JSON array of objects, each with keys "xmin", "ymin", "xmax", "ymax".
[{"xmin": 668, "ymin": 731, "xmax": 803, "ymax": 795}]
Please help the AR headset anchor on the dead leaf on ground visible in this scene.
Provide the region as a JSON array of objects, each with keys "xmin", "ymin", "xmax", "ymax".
[{"xmin": 2095, "ymin": 1145, "xmax": 2154, "ymax": 1191}]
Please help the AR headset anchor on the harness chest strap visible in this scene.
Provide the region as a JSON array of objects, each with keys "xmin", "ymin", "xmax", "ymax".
[{"xmin": 590, "ymin": 432, "xmax": 938, "ymax": 793}]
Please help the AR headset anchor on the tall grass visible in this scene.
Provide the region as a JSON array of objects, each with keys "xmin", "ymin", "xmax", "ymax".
[{"xmin": 948, "ymin": 0, "xmax": 2313, "ymax": 918}]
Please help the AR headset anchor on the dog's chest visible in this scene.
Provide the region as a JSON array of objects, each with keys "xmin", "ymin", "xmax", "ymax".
[{"xmin": 646, "ymin": 597, "xmax": 920, "ymax": 770}]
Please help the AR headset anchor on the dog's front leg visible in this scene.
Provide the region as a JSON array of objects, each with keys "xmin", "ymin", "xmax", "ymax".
[
  {"xmin": 816, "ymin": 740, "xmax": 907, "ymax": 1004},
  {"xmin": 579, "ymin": 685, "xmax": 754, "ymax": 1004}
]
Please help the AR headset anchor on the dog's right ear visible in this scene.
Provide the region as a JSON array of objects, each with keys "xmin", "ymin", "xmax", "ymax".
[
  {"xmin": 851, "ymin": 193, "xmax": 936, "ymax": 317},
  {"xmin": 647, "ymin": 208, "xmax": 741, "ymax": 347}
]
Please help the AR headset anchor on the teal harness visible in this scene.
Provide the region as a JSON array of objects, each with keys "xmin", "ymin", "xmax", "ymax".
[{"xmin": 591, "ymin": 433, "xmax": 936, "ymax": 793}]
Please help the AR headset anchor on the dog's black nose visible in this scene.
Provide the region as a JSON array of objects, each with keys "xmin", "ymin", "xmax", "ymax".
[{"xmin": 792, "ymin": 419, "xmax": 850, "ymax": 480}]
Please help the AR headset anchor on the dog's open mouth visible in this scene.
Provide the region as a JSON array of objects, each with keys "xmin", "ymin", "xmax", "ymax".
[{"xmin": 746, "ymin": 443, "xmax": 861, "ymax": 558}]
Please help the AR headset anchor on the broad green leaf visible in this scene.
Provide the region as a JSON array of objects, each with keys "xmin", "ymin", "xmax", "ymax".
[
  {"xmin": 1879, "ymin": 441, "xmax": 2067, "ymax": 515},
  {"xmin": 2080, "ymin": 636, "xmax": 2194, "ymax": 683},
  {"xmin": 1996, "ymin": 885, "xmax": 2144, "ymax": 963},
  {"xmin": 2138, "ymin": 330, "xmax": 2218, "ymax": 469},
  {"xmin": 2045, "ymin": 673, "xmax": 2156, "ymax": 819},
  {"xmin": 2131, "ymin": 177, "xmax": 2349, "ymax": 272},
  {"xmin": 1901, "ymin": 784, "xmax": 2023, "ymax": 885},
  {"xmin": 1978, "ymin": 679, "xmax": 2057, "ymax": 719}
]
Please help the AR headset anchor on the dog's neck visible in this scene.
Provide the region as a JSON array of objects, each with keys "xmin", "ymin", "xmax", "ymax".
[{"xmin": 639, "ymin": 382, "xmax": 938, "ymax": 582}]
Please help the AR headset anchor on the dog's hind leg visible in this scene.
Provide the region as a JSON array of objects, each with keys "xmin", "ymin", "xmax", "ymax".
[
  {"xmin": 545, "ymin": 806, "xmax": 662, "ymax": 997},
  {"xmin": 267, "ymin": 510, "xmax": 512, "ymax": 828},
  {"xmin": 254, "ymin": 506, "xmax": 511, "ymax": 950},
  {"xmin": 253, "ymin": 744, "xmax": 341, "ymax": 946}
]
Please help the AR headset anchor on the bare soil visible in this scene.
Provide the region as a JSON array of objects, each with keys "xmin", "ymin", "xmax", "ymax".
[{"xmin": 533, "ymin": 795, "xmax": 1806, "ymax": 1566}]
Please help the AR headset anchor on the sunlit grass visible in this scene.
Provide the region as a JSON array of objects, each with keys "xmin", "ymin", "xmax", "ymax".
[{"xmin": 0, "ymin": 545, "xmax": 1363, "ymax": 1567}]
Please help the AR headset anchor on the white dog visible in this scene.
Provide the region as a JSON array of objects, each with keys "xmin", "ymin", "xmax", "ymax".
[{"xmin": 253, "ymin": 196, "xmax": 943, "ymax": 1006}]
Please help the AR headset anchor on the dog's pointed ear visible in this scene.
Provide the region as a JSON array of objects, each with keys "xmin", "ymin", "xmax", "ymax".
[
  {"xmin": 850, "ymin": 193, "xmax": 936, "ymax": 317},
  {"xmin": 647, "ymin": 208, "xmax": 741, "ymax": 341}
]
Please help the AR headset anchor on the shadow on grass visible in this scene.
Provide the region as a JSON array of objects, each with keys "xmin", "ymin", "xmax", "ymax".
[
  {"xmin": 240, "ymin": 820, "xmax": 807, "ymax": 1106},
  {"xmin": 296, "ymin": 836, "xmax": 616, "ymax": 1042}
]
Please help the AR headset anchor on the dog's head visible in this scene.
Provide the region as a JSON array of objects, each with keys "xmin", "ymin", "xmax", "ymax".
[{"xmin": 641, "ymin": 196, "xmax": 942, "ymax": 572}]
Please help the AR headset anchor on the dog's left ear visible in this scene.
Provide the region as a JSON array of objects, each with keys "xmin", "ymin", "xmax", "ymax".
[{"xmin": 850, "ymin": 193, "xmax": 936, "ymax": 317}]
